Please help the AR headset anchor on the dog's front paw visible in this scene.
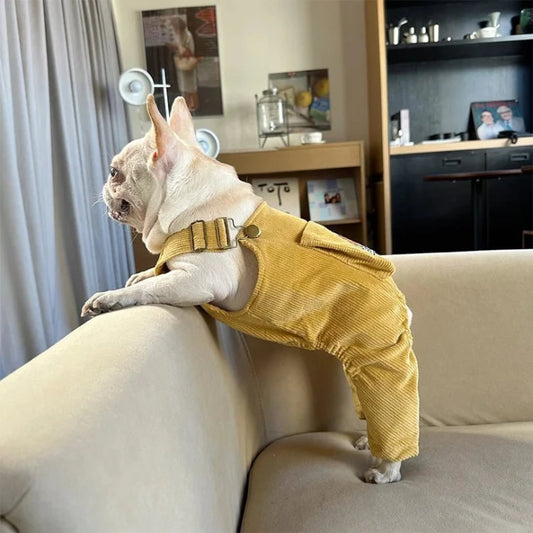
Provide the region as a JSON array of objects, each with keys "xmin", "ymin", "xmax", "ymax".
[
  {"xmin": 81, "ymin": 289, "xmax": 132, "ymax": 317},
  {"xmin": 125, "ymin": 267, "xmax": 155, "ymax": 287},
  {"xmin": 364, "ymin": 460, "xmax": 402, "ymax": 484}
]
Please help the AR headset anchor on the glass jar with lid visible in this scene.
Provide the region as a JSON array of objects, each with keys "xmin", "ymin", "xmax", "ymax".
[{"xmin": 255, "ymin": 88, "xmax": 289, "ymax": 147}]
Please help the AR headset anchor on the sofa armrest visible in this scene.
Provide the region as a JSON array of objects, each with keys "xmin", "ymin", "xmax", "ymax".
[{"xmin": 0, "ymin": 305, "xmax": 264, "ymax": 532}]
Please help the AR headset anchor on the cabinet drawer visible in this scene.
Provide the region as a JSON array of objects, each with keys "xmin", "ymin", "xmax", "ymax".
[
  {"xmin": 390, "ymin": 151, "xmax": 484, "ymax": 253},
  {"xmin": 486, "ymin": 147, "xmax": 533, "ymax": 170}
]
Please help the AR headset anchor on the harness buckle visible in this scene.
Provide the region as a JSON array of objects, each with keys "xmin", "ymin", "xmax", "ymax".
[
  {"xmin": 215, "ymin": 218, "xmax": 234, "ymax": 250},
  {"xmin": 190, "ymin": 220, "xmax": 207, "ymax": 252}
]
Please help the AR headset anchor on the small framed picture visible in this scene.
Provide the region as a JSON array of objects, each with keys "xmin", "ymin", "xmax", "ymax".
[
  {"xmin": 471, "ymin": 100, "xmax": 526, "ymax": 140},
  {"xmin": 251, "ymin": 178, "xmax": 301, "ymax": 217},
  {"xmin": 307, "ymin": 178, "xmax": 359, "ymax": 223}
]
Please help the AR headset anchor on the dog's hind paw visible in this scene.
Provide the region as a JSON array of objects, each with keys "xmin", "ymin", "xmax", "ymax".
[{"xmin": 364, "ymin": 460, "xmax": 402, "ymax": 484}]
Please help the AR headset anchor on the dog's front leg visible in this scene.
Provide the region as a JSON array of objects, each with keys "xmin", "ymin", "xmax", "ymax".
[
  {"xmin": 81, "ymin": 266, "xmax": 215, "ymax": 317},
  {"xmin": 125, "ymin": 267, "xmax": 155, "ymax": 287}
]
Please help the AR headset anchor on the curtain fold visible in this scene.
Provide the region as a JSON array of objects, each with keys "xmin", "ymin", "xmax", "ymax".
[{"xmin": 1, "ymin": 0, "xmax": 134, "ymax": 378}]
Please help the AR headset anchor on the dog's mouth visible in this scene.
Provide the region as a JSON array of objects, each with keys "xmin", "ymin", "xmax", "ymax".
[{"xmin": 107, "ymin": 198, "xmax": 131, "ymax": 222}]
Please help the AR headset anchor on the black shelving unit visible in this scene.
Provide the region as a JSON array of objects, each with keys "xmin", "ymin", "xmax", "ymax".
[
  {"xmin": 387, "ymin": 34, "xmax": 533, "ymax": 63},
  {"xmin": 384, "ymin": 0, "xmax": 533, "ymax": 253}
]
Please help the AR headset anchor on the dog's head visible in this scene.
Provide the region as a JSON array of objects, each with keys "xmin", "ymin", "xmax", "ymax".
[{"xmin": 103, "ymin": 95, "xmax": 219, "ymax": 252}]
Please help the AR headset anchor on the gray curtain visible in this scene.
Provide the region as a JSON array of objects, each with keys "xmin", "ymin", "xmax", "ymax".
[{"xmin": 1, "ymin": 0, "xmax": 135, "ymax": 377}]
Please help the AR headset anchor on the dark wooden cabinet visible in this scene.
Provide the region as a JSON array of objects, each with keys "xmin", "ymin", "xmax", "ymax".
[
  {"xmin": 391, "ymin": 146, "xmax": 532, "ymax": 253},
  {"xmin": 485, "ymin": 148, "xmax": 533, "ymax": 249},
  {"xmin": 365, "ymin": 0, "xmax": 533, "ymax": 253}
]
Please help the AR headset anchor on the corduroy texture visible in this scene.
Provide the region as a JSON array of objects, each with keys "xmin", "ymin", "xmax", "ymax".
[{"xmin": 157, "ymin": 202, "xmax": 419, "ymax": 461}]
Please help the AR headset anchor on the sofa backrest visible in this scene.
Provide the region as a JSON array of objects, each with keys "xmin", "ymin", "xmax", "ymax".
[
  {"xmin": 393, "ymin": 250, "xmax": 533, "ymax": 427},
  {"xmin": 242, "ymin": 250, "xmax": 533, "ymax": 438}
]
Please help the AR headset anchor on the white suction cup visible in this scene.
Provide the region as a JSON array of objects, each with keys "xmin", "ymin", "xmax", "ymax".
[
  {"xmin": 118, "ymin": 68, "xmax": 171, "ymax": 120},
  {"xmin": 196, "ymin": 129, "xmax": 220, "ymax": 158},
  {"xmin": 119, "ymin": 68, "xmax": 154, "ymax": 106}
]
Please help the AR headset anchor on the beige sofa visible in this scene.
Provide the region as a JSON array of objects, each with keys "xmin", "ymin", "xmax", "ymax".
[{"xmin": 1, "ymin": 250, "xmax": 532, "ymax": 532}]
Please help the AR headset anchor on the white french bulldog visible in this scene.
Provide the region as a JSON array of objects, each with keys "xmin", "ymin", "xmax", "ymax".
[{"xmin": 82, "ymin": 95, "xmax": 415, "ymax": 484}]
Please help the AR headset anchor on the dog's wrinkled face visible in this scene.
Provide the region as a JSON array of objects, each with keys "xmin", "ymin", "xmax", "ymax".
[
  {"xmin": 101, "ymin": 95, "xmax": 202, "ymax": 242},
  {"xmin": 103, "ymin": 137, "xmax": 157, "ymax": 233}
]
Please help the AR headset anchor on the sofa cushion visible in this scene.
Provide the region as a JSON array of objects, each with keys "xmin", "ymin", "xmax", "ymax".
[{"xmin": 241, "ymin": 423, "xmax": 533, "ymax": 532}]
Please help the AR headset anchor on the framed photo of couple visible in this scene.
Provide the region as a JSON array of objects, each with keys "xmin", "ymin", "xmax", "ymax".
[{"xmin": 471, "ymin": 100, "xmax": 526, "ymax": 140}]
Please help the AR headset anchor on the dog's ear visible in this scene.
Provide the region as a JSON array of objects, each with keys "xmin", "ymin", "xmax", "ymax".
[
  {"xmin": 146, "ymin": 94, "xmax": 178, "ymax": 176},
  {"xmin": 169, "ymin": 96, "xmax": 200, "ymax": 147}
]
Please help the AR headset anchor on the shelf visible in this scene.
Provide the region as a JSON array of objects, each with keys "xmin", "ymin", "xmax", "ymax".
[
  {"xmin": 387, "ymin": 34, "xmax": 533, "ymax": 62},
  {"xmin": 321, "ymin": 218, "xmax": 362, "ymax": 226},
  {"xmin": 390, "ymin": 137, "xmax": 533, "ymax": 156},
  {"xmin": 219, "ymin": 142, "xmax": 363, "ymax": 174},
  {"xmin": 218, "ymin": 142, "xmax": 368, "ymax": 246}
]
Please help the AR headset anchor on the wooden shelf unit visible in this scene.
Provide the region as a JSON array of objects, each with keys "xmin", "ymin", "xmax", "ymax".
[{"xmin": 218, "ymin": 141, "xmax": 368, "ymax": 245}]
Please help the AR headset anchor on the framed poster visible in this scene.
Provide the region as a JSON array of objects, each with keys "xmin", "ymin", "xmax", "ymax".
[
  {"xmin": 471, "ymin": 100, "xmax": 526, "ymax": 140},
  {"xmin": 307, "ymin": 178, "xmax": 359, "ymax": 223},
  {"xmin": 141, "ymin": 6, "xmax": 223, "ymax": 117}
]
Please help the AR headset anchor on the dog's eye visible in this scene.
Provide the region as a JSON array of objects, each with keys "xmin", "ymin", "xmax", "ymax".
[{"xmin": 110, "ymin": 167, "xmax": 119, "ymax": 178}]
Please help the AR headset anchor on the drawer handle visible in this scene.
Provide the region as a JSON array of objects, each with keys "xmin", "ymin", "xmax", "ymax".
[
  {"xmin": 510, "ymin": 153, "xmax": 530, "ymax": 162},
  {"xmin": 443, "ymin": 158, "xmax": 462, "ymax": 166}
]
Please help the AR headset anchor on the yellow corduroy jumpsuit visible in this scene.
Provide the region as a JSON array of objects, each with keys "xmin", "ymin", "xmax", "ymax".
[{"xmin": 156, "ymin": 202, "xmax": 419, "ymax": 462}]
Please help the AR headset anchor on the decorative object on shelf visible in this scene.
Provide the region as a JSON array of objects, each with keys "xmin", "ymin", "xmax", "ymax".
[
  {"xmin": 428, "ymin": 21, "xmax": 439, "ymax": 43},
  {"xmin": 388, "ymin": 18, "xmax": 440, "ymax": 45},
  {"xmin": 387, "ymin": 17, "xmax": 407, "ymax": 45},
  {"xmin": 251, "ymin": 178, "xmax": 301, "ymax": 217},
  {"xmin": 301, "ymin": 132, "xmax": 324, "ymax": 145},
  {"xmin": 469, "ymin": 11, "xmax": 501, "ymax": 39},
  {"xmin": 488, "ymin": 11, "xmax": 501, "ymax": 30},
  {"xmin": 418, "ymin": 26, "xmax": 429, "ymax": 43},
  {"xmin": 404, "ymin": 26, "xmax": 418, "ymax": 44},
  {"xmin": 255, "ymin": 88, "xmax": 289, "ymax": 148},
  {"xmin": 390, "ymin": 109, "xmax": 410, "ymax": 146},
  {"xmin": 119, "ymin": 68, "xmax": 171, "ymax": 119},
  {"xmin": 471, "ymin": 100, "xmax": 526, "ymax": 140},
  {"xmin": 141, "ymin": 6, "xmax": 223, "ymax": 116},
  {"xmin": 520, "ymin": 8, "xmax": 533, "ymax": 33},
  {"xmin": 307, "ymin": 178, "xmax": 359, "ymax": 223}
]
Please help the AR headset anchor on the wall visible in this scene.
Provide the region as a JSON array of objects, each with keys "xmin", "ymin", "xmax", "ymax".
[{"xmin": 111, "ymin": 0, "xmax": 369, "ymax": 151}]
